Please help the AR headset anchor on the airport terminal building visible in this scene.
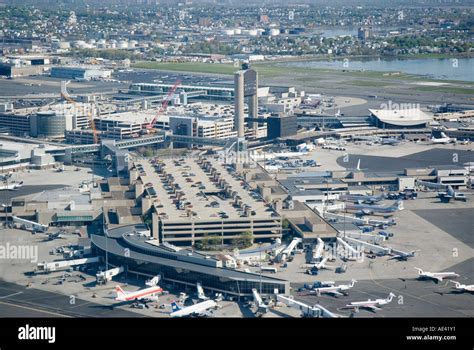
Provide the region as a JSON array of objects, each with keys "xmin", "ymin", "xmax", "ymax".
[{"xmin": 91, "ymin": 225, "xmax": 290, "ymax": 297}]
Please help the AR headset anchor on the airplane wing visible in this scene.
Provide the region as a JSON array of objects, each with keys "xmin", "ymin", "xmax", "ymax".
[
  {"xmin": 328, "ymin": 290, "xmax": 344, "ymax": 297},
  {"xmin": 366, "ymin": 305, "xmax": 381, "ymax": 311}
]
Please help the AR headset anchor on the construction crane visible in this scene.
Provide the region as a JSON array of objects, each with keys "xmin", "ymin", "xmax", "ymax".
[
  {"xmin": 146, "ymin": 80, "xmax": 181, "ymax": 131},
  {"xmin": 60, "ymin": 80, "xmax": 99, "ymax": 144}
]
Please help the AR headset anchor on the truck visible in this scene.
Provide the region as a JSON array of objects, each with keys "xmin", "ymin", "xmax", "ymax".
[{"xmin": 260, "ymin": 266, "xmax": 278, "ymax": 274}]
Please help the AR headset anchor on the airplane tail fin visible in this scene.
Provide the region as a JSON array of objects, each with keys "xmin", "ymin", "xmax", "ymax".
[
  {"xmin": 145, "ymin": 275, "xmax": 160, "ymax": 287},
  {"xmin": 414, "ymin": 267, "xmax": 423, "ymax": 275},
  {"xmin": 171, "ymin": 300, "xmax": 182, "ymax": 312},
  {"xmin": 350, "ymin": 279, "xmax": 357, "ymax": 287},
  {"xmin": 398, "ymin": 200, "xmax": 404, "ymax": 210},
  {"xmin": 197, "ymin": 283, "xmax": 207, "ymax": 300},
  {"xmin": 115, "ymin": 285, "xmax": 127, "ymax": 300},
  {"xmin": 449, "ymin": 280, "xmax": 460, "ymax": 287}
]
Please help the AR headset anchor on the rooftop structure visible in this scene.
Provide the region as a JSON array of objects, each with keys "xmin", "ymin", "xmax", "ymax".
[
  {"xmin": 91, "ymin": 224, "xmax": 289, "ymax": 297},
  {"xmin": 132, "ymin": 155, "xmax": 282, "ymax": 246},
  {"xmin": 369, "ymin": 108, "xmax": 434, "ymax": 128}
]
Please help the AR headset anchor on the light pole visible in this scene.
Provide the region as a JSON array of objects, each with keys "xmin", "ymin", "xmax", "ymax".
[{"xmin": 259, "ymin": 242, "xmax": 263, "ymax": 295}]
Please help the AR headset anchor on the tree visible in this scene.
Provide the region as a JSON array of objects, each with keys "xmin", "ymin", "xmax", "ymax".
[
  {"xmin": 196, "ymin": 234, "xmax": 221, "ymax": 251},
  {"xmin": 232, "ymin": 230, "xmax": 254, "ymax": 249}
]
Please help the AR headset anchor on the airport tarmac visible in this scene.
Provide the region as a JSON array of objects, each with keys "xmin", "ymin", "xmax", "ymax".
[
  {"xmin": 335, "ymin": 145, "xmax": 474, "ymax": 172},
  {"xmin": 0, "ymin": 166, "xmax": 104, "ymax": 205},
  {"xmin": 293, "ymin": 258, "xmax": 474, "ymax": 317}
]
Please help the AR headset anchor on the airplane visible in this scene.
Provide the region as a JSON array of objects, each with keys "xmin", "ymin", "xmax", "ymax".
[
  {"xmin": 315, "ymin": 137, "xmax": 326, "ymax": 145},
  {"xmin": 0, "ymin": 181, "xmax": 23, "ymax": 191},
  {"xmin": 389, "ymin": 249, "xmax": 419, "ymax": 261},
  {"xmin": 343, "ymin": 200, "xmax": 403, "ymax": 216},
  {"xmin": 431, "ymin": 132, "xmax": 454, "ymax": 144},
  {"xmin": 414, "ymin": 268, "xmax": 460, "ymax": 282},
  {"xmin": 273, "ymin": 151, "xmax": 308, "ymax": 159},
  {"xmin": 416, "ymin": 180, "xmax": 467, "ymax": 202},
  {"xmin": 438, "ymin": 185, "xmax": 467, "ymax": 202},
  {"xmin": 114, "ymin": 275, "xmax": 163, "ymax": 304},
  {"xmin": 449, "ymin": 281, "xmax": 474, "ymax": 293},
  {"xmin": 309, "ymin": 279, "xmax": 357, "ymax": 297},
  {"xmin": 381, "ymin": 138, "xmax": 401, "ymax": 146},
  {"xmin": 344, "ymin": 292, "xmax": 395, "ymax": 312},
  {"xmin": 0, "ymin": 172, "xmax": 13, "ymax": 181},
  {"xmin": 339, "ymin": 193, "xmax": 386, "ymax": 204},
  {"xmin": 170, "ymin": 299, "xmax": 218, "ymax": 318},
  {"xmin": 44, "ymin": 231, "xmax": 67, "ymax": 241},
  {"xmin": 296, "ymin": 143, "xmax": 315, "ymax": 152}
]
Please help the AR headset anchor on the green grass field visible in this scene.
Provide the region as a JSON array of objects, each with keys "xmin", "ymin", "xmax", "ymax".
[
  {"xmin": 132, "ymin": 61, "xmax": 237, "ymax": 74},
  {"xmin": 410, "ymin": 85, "xmax": 474, "ymax": 95},
  {"xmin": 131, "ymin": 60, "xmax": 473, "ymax": 90}
]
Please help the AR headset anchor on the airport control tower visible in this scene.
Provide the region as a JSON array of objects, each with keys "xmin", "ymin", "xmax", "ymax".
[{"xmin": 234, "ymin": 63, "xmax": 258, "ymax": 138}]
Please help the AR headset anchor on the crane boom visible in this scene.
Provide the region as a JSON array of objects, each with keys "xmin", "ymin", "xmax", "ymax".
[
  {"xmin": 61, "ymin": 80, "xmax": 99, "ymax": 144},
  {"xmin": 147, "ymin": 80, "xmax": 181, "ymax": 129}
]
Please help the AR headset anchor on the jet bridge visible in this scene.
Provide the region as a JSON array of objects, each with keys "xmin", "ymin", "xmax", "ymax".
[
  {"xmin": 343, "ymin": 237, "xmax": 391, "ymax": 256},
  {"xmin": 276, "ymin": 295, "xmax": 338, "ymax": 318}
]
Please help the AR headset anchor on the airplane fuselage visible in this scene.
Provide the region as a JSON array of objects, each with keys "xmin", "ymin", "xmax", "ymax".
[{"xmin": 115, "ymin": 286, "xmax": 163, "ymax": 302}]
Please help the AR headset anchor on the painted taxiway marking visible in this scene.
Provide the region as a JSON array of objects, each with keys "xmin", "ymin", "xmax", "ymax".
[
  {"xmin": 0, "ymin": 291, "xmax": 23, "ymax": 299},
  {"xmin": 0, "ymin": 300, "xmax": 70, "ymax": 317}
]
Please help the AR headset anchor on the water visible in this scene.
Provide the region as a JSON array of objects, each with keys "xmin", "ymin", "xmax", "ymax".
[
  {"xmin": 319, "ymin": 28, "xmax": 357, "ymax": 38},
  {"xmin": 280, "ymin": 57, "xmax": 474, "ymax": 82}
]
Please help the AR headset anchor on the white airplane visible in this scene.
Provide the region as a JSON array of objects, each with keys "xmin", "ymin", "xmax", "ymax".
[
  {"xmin": 45, "ymin": 231, "xmax": 67, "ymax": 241},
  {"xmin": 389, "ymin": 249, "xmax": 420, "ymax": 261},
  {"xmin": 170, "ymin": 299, "xmax": 218, "ymax": 318},
  {"xmin": 313, "ymin": 257, "xmax": 333, "ymax": 270},
  {"xmin": 431, "ymin": 132, "xmax": 453, "ymax": 144},
  {"xmin": 274, "ymin": 151, "xmax": 308, "ymax": 158},
  {"xmin": 114, "ymin": 275, "xmax": 163, "ymax": 303},
  {"xmin": 0, "ymin": 172, "xmax": 13, "ymax": 181},
  {"xmin": 344, "ymin": 292, "xmax": 395, "ymax": 312},
  {"xmin": 450, "ymin": 281, "xmax": 474, "ymax": 293},
  {"xmin": 310, "ymin": 279, "xmax": 357, "ymax": 297},
  {"xmin": 344, "ymin": 200, "xmax": 403, "ymax": 216},
  {"xmin": 0, "ymin": 181, "xmax": 23, "ymax": 191},
  {"xmin": 296, "ymin": 143, "xmax": 315, "ymax": 152},
  {"xmin": 339, "ymin": 193, "xmax": 386, "ymax": 204},
  {"xmin": 315, "ymin": 137, "xmax": 326, "ymax": 145},
  {"xmin": 415, "ymin": 268, "xmax": 460, "ymax": 282}
]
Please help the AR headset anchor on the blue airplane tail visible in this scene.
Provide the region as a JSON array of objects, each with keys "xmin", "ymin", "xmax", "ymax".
[{"xmin": 171, "ymin": 301, "xmax": 182, "ymax": 312}]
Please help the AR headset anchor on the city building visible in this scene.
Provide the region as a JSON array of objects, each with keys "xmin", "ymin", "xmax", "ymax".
[
  {"xmin": 50, "ymin": 66, "xmax": 112, "ymax": 80},
  {"xmin": 129, "ymin": 83, "xmax": 234, "ymax": 101},
  {"xmin": 0, "ymin": 102, "xmax": 94, "ymax": 138},
  {"xmin": 267, "ymin": 114, "xmax": 297, "ymax": 139},
  {"xmin": 0, "ymin": 141, "xmax": 57, "ymax": 171}
]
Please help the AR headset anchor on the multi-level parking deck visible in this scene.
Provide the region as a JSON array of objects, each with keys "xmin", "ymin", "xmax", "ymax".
[{"xmin": 135, "ymin": 156, "xmax": 282, "ymax": 246}]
